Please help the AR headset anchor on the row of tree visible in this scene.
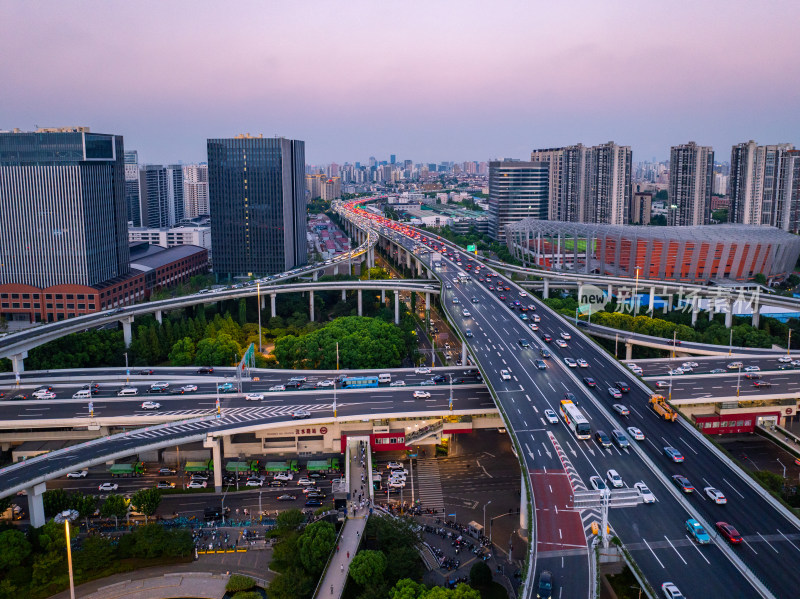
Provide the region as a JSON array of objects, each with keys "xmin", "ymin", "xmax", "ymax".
[{"xmin": 42, "ymin": 488, "xmax": 162, "ymax": 526}]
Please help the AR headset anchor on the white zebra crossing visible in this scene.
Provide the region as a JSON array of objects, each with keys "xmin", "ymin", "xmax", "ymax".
[{"xmin": 414, "ymin": 458, "xmax": 446, "ymax": 513}]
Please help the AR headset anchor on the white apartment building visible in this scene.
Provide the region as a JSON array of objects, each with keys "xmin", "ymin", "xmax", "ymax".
[
  {"xmin": 182, "ymin": 164, "xmax": 209, "ymax": 218},
  {"xmin": 128, "ymin": 225, "xmax": 212, "ymax": 259}
]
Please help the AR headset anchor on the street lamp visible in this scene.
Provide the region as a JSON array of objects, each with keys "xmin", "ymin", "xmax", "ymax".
[
  {"xmin": 778, "ymin": 459, "xmax": 787, "ymax": 480},
  {"xmin": 728, "ymin": 328, "xmax": 733, "ymax": 357},
  {"xmin": 62, "ymin": 511, "xmax": 76, "ymax": 599},
  {"xmin": 789, "ymin": 329, "xmax": 793, "ymax": 357},
  {"xmin": 257, "ymin": 281, "xmax": 262, "ymax": 354},
  {"xmin": 736, "ymin": 365, "xmax": 742, "ymax": 398},
  {"xmin": 449, "ymin": 374, "xmax": 453, "ymax": 412},
  {"xmin": 483, "ymin": 500, "xmax": 491, "ymax": 534},
  {"xmin": 124, "ymin": 352, "xmax": 129, "ymax": 384},
  {"xmin": 633, "ymin": 265, "xmax": 642, "ymax": 314}
]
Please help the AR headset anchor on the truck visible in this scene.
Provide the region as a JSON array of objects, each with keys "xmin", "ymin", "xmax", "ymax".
[
  {"xmin": 649, "ymin": 395, "xmax": 678, "ymax": 422},
  {"xmin": 225, "ymin": 460, "xmax": 260, "ymax": 474},
  {"xmin": 185, "ymin": 460, "xmax": 214, "ymax": 474},
  {"xmin": 108, "ymin": 462, "xmax": 145, "ymax": 477}
]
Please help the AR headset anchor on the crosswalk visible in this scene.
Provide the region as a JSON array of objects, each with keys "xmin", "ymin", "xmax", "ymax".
[
  {"xmin": 414, "ymin": 458, "xmax": 446, "ymax": 514},
  {"xmin": 151, "ymin": 404, "xmax": 325, "ymax": 420}
]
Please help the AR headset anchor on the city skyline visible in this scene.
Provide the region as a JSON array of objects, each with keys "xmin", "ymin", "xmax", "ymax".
[{"xmin": 2, "ymin": 1, "xmax": 799, "ymax": 165}]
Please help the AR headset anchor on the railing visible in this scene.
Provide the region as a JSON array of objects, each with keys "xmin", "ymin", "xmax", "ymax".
[{"xmin": 404, "ymin": 421, "xmax": 444, "ymax": 444}]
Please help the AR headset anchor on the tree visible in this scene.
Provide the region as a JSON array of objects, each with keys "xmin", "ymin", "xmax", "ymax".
[
  {"xmin": 168, "ymin": 337, "xmax": 196, "ymax": 366},
  {"xmin": 74, "ymin": 535, "xmax": 115, "ymax": 574},
  {"xmin": 753, "ymin": 273, "xmax": 768, "ymax": 285},
  {"xmin": 297, "ymin": 520, "xmax": 336, "ymax": 577},
  {"xmin": 0, "ymin": 530, "xmax": 31, "ymax": 570},
  {"xmin": 390, "ymin": 579, "xmax": 426, "ymax": 599},
  {"xmin": 194, "ymin": 332, "xmax": 242, "ymax": 366},
  {"xmin": 70, "ymin": 492, "xmax": 98, "ymax": 529},
  {"xmin": 231, "ymin": 592, "xmax": 262, "ymax": 599},
  {"xmin": 469, "ymin": 561, "xmax": 492, "ymax": 588},
  {"xmin": 226, "ymin": 574, "xmax": 256, "ymax": 592},
  {"xmin": 130, "ymin": 488, "xmax": 161, "ymax": 523},
  {"xmin": 275, "ymin": 508, "xmax": 305, "ymax": 532},
  {"xmin": 349, "ymin": 549, "xmax": 387, "ymax": 586},
  {"xmin": 100, "ymin": 494, "xmax": 128, "ymax": 528},
  {"xmin": 42, "ymin": 489, "xmax": 71, "ymax": 519}
]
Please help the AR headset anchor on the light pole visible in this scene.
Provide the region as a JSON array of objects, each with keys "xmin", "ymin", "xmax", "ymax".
[
  {"xmin": 736, "ymin": 365, "xmax": 742, "ymax": 398},
  {"xmin": 789, "ymin": 329, "xmax": 793, "ymax": 357},
  {"xmin": 615, "ymin": 333, "xmax": 619, "ymax": 358},
  {"xmin": 124, "ymin": 352, "xmax": 129, "ymax": 384},
  {"xmin": 259, "ymin": 490, "xmax": 263, "ymax": 518},
  {"xmin": 257, "ymin": 281, "xmax": 262, "ymax": 354},
  {"xmin": 671, "ymin": 330, "xmax": 677, "ymax": 360},
  {"xmin": 62, "ymin": 511, "xmax": 76, "ymax": 599},
  {"xmin": 728, "ymin": 328, "xmax": 733, "ymax": 357},
  {"xmin": 633, "ymin": 266, "xmax": 641, "ymax": 314},
  {"xmin": 668, "ymin": 367, "xmax": 673, "ymax": 403},
  {"xmin": 483, "ymin": 500, "xmax": 491, "ymax": 534},
  {"xmin": 449, "ymin": 374, "xmax": 453, "ymax": 412}
]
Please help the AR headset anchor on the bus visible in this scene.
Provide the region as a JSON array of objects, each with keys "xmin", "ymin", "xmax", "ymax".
[
  {"xmin": 559, "ymin": 400, "xmax": 591, "ymax": 440},
  {"xmin": 340, "ymin": 376, "xmax": 380, "ymax": 389}
]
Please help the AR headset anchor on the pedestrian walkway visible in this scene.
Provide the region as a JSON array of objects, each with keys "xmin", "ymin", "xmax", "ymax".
[
  {"xmin": 80, "ymin": 572, "xmax": 228, "ymax": 599},
  {"xmin": 415, "ymin": 459, "xmax": 445, "ymax": 514}
]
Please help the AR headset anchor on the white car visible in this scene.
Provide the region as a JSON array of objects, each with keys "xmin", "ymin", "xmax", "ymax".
[
  {"xmin": 390, "ymin": 380, "xmax": 406, "ymax": 387},
  {"xmin": 577, "ymin": 358, "xmax": 588, "ymax": 368},
  {"xmin": 415, "ymin": 367, "xmax": 432, "ymax": 375},
  {"xmin": 245, "ymin": 393, "xmax": 264, "ymax": 401},
  {"xmin": 606, "ymin": 469, "xmax": 624, "ymax": 488},
  {"xmin": 654, "ymin": 381, "xmax": 670, "ymax": 389},
  {"xmin": 297, "ymin": 477, "xmax": 315, "ymax": 487},
  {"xmin": 612, "ymin": 404, "xmax": 630, "ymax": 417},
  {"xmin": 461, "ymin": 308, "xmax": 471, "ymax": 317},
  {"xmin": 274, "ymin": 472, "xmax": 294, "ymax": 481},
  {"xmin": 564, "ymin": 358, "xmax": 577, "ymax": 368},
  {"xmin": 269, "ymin": 385, "xmax": 286, "ymax": 392},
  {"xmin": 98, "ymin": 483, "xmax": 118, "ymax": 492},
  {"xmin": 682, "ymin": 361, "xmax": 698, "ymax": 368},
  {"xmin": 661, "ymin": 582, "xmax": 684, "ymax": 599},
  {"xmin": 626, "ymin": 426, "xmax": 645, "ymax": 441},
  {"xmin": 528, "ymin": 323, "xmax": 539, "ymax": 331},
  {"xmin": 389, "ymin": 471, "xmax": 407, "ymax": 481},
  {"xmin": 667, "ymin": 369, "xmax": 683, "ymax": 376},
  {"xmin": 779, "ymin": 356, "xmax": 792, "ymax": 363},
  {"xmin": 388, "ymin": 480, "xmax": 406, "ymax": 488},
  {"xmin": 186, "ymin": 480, "xmax": 207, "ymax": 489},
  {"xmin": 291, "ymin": 410, "xmax": 312, "ymax": 419},
  {"xmin": 679, "ymin": 365, "xmax": 693, "ymax": 372},
  {"xmin": 317, "ymin": 379, "xmax": 335, "ymax": 388},
  {"xmin": 179, "ymin": 384, "xmax": 198, "ymax": 393},
  {"xmin": 589, "ymin": 476, "xmax": 607, "ymax": 491},
  {"xmin": 500, "ymin": 370, "xmax": 512, "ymax": 380},
  {"xmin": 555, "ymin": 339, "xmax": 568, "ymax": 348},
  {"xmin": 67, "ymin": 470, "xmax": 88, "ymax": 478},
  {"xmin": 33, "ymin": 389, "xmax": 56, "ymax": 399},
  {"xmin": 561, "ymin": 332, "xmax": 571, "ymax": 340},
  {"xmin": 635, "ymin": 482, "xmax": 656, "ymax": 504},
  {"xmin": 744, "ymin": 365, "xmax": 760, "ymax": 372},
  {"xmin": 413, "ymin": 391, "xmax": 431, "ymax": 399},
  {"xmin": 141, "ymin": 401, "xmax": 161, "ymax": 410},
  {"xmin": 704, "ymin": 486, "xmax": 727, "ymax": 504},
  {"xmin": 532, "ymin": 314, "xmax": 541, "ymax": 323},
  {"xmin": 544, "ymin": 409, "xmax": 559, "ymax": 425},
  {"xmin": 520, "ymin": 292, "xmax": 527, "ymax": 297},
  {"xmin": 387, "ymin": 461, "xmax": 404, "ymax": 470},
  {"xmin": 245, "ymin": 479, "xmax": 263, "ymax": 487}
]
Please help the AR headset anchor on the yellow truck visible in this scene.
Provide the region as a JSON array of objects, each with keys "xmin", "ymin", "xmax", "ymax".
[{"xmin": 649, "ymin": 395, "xmax": 678, "ymax": 422}]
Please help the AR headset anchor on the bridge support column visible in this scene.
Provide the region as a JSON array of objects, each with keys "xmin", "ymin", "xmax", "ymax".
[
  {"xmin": 648, "ymin": 287, "xmax": 655, "ymax": 314},
  {"xmin": 625, "ymin": 342, "xmax": 633, "ymax": 361},
  {"xmin": 333, "ymin": 264, "xmax": 339, "ymax": 276},
  {"xmin": 357, "ymin": 290, "xmax": 363, "ymax": 316},
  {"xmin": 312, "ymin": 270, "xmax": 318, "ymax": 282},
  {"xmin": 725, "ymin": 299, "xmax": 733, "ymax": 329},
  {"xmin": 709, "ymin": 303, "xmax": 714, "ymax": 321},
  {"xmin": 417, "ymin": 259, "xmax": 423, "ymax": 276},
  {"xmin": 381, "ymin": 289, "xmax": 385, "ymax": 304},
  {"xmin": 27, "ymin": 482, "xmax": 47, "ymax": 528},
  {"xmin": 155, "ymin": 310, "xmax": 162, "ymax": 325},
  {"xmin": 406, "ymin": 251, "xmax": 412, "ymax": 269},
  {"xmin": 309, "ymin": 291, "xmax": 315, "ymax": 322},
  {"xmin": 663, "ymin": 292, "xmax": 671, "ymax": 314},
  {"xmin": 121, "ymin": 316, "xmax": 134, "ymax": 348},
  {"xmin": 607, "ymin": 284, "xmax": 613, "ymax": 304},
  {"xmin": 461, "ymin": 342, "xmax": 467, "ymax": 365},
  {"xmin": 691, "ymin": 300, "xmax": 698, "ymax": 326},
  {"xmin": 260, "ymin": 295, "xmax": 265, "ymax": 310},
  {"xmin": 270, "ymin": 293, "xmax": 277, "ymax": 319},
  {"xmin": 342, "ymin": 289, "xmax": 346, "ymax": 301},
  {"xmin": 542, "ymin": 278, "xmax": 549, "ymax": 299},
  {"xmin": 394, "ymin": 291, "xmax": 400, "ymax": 325},
  {"xmin": 10, "ymin": 351, "xmax": 27, "ymax": 374},
  {"xmin": 519, "ymin": 472, "xmax": 529, "ymax": 533},
  {"xmin": 577, "ymin": 283, "xmax": 584, "ymax": 303},
  {"xmin": 204, "ymin": 436, "xmax": 223, "ymax": 493},
  {"xmin": 425, "ymin": 292, "xmax": 430, "ymax": 313},
  {"xmin": 752, "ymin": 309, "xmax": 760, "ymax": 328}
]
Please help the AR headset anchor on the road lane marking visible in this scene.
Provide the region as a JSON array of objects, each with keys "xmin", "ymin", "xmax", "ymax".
[
  {"xmin": 663, "ymin": 536, "xmax": 687, "ymax": 564},
  {"xmin": 684, "ymin": 536, "xmax": 711, "ymax": 564},
  {"xmin": 721, "ymin": 478, "xmax": 745, "ymax": 499},
  {"xmin": 778, "ymin": 530, "xmax": 800, "ymax": 554},
  {"xmin": 642, "ymin": 539, "xmax": 665, "ymax": 568},
  {"xmin": 757, "ymin": 532, "xmax": 780, "ymax": 553},
  {"xmin": 742, "ymin": 538, "xmax": 759, "ymax": 554}
]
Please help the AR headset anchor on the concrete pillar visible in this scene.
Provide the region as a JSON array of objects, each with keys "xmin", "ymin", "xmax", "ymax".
[
  {"xmin": 393, "ymin": 290, "xmax": 400, "ymax": 324},
  {"xmin": 10, "ymin": 351, "xmax": 27, "ymax": 374},
  {"xmin": 270, "ymin": 293, "xmax": 277, "ymax": 319},
  {"xmin": 663, "ymin": 293, "xmax": 671, "ymax": 314},
  {"xmin": 204, "ymin": 436, "xmax": 223, "ymax": 493},
  {"xmin": 381, "ymin": 289, "xmax": 386, "ymax": 304},
  {"xmin": 155, "ymin": 310, "xmax": 162, "ymax": 325},
  {"xmin": 26, "ymin": 482, "xmax": 47, "ymax": 528},
  {"xmin": 725, "ymin": 299, "xmax": 733, "ymax": 328},
  {"xmin": 607, "ymin": 284, "xmax": 613, "ymax": 304},
  {"xmin": 260, "ymin": 295, "xmax": 265, "ymax": 310},
  {"xmin": 752, "ymin": 309, "xmax": 760, "ymax": 328},
  {"xmin": 313, "ymin": 270, "xmax": 318, "ymax": 282},
  {"xmin": 542, "ymin": 278, "xmax": 549, "ymax": 299},
  {"xmin": 708, "ymin": 302, "xmax": 714, "ymax": 321},
  {"xmin": 406, "ymin": 250, "xmax": 412, "ymax": 269},
  {"xmin": 417, "ymin": 260, "xmax": 423, "ymax": 276},
  {"xmin": 342, "ymin": 289, "xmax": 346, "ymax": 301},
  {"xmin": 625, "ymin": 342, "xmax": 633, "ymax": 361},
  {"xmin": 691, "ymin": 300, "xmax": 698, "ymax": 326},
  {"xmin": 461, "ymin": 342, "xmax": 467, "ymax": 365},
  {"xmin": 578, "ymin": 283, "xmax": 584, "ymax": 304},
  {"xmin": 425, "ymin": 292, "xmax": 430, "ymax": 313},
  {"xmin": 333, "ymin": 264, "xmax": 339, "ymax": 276},
  {"xmin": 309, "ymin": 291, "xmax": 315, "ymax": 322},
  {"xmin": 358, "ymin": 290, "xmax": 363, "ymax": 316},
  {"xmin": 519, "ymin": 472, "xmax": 529, "ymax": 532},
  {"xmin": 648, "ymin": 287, "xmax": 655, "ymax": 314},
  {"xmin": 121, "ymin": 316, "xmax": 134, "ymax": 348}
]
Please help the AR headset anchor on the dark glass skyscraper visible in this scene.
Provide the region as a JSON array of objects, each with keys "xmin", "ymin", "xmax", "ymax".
[
  {"xmin": 207, "ymin": 135, "xmax": 306, "ymax": 280},
  {"xmin": 0, "ymin": 128, "xmax": 129, "ymax": 287}
]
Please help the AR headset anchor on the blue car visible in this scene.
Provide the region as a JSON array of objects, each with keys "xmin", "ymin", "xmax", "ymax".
[
  {"xmin": 686, "ymin": 519, "xmax": 710, "ymax": 544},
  {"xmin": 664, "ymin": 446, "xmax": 684, "ymax": 463}
]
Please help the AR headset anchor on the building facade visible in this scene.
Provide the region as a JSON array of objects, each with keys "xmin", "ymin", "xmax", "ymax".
[
  {"xmin": 128, "ymin": 224, "xmax": 212, "ymax": 256},
  {"xmin": 183, "ymin": 163, "xmax": 209, "ymax": 218},
  {"xmin": 166, "ymin": 164, "xmax": 184, "ymax": 225},
  {"xmin": 138, "ymin": 164, "xmax": 169, "ymax": 228},
  {"xmin": 487, "ymin": 160, "xmax": 549, "ymax": 241},
  {"xmin": 207, "ymin": 135, "xmax": 307, "ymax": 280},
  {"xmin": 668, "ymin": 142, "xmax": 714, "ymax": 226},
  {"xmin": 124, "ymin": 150, "xmax": 141, "ymax": 226},
  {"xmin": 729, "ymin": 141, "xmax": 796, "ymax": 228}
]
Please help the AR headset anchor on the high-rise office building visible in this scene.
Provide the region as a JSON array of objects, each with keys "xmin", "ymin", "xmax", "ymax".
[
  {"xmin": 775, "ymin": 150, "xmax": 800, "ymax": 233},
  {"xmin": 487, "ymin": 161, "xmax": 549, "ymax": 242},
  {"xmin": 729, "ymin": 141, "xmax": 795, "ymax": 226},
  {"xmin": 138, "ymin": 164, "xmax": 169, "ymax": 228},
  {"xmin": 124, "ymin": 150, "xmax": 141, "ymax": 226},
  {"xmin": 166, "ymin": 164, "xmax": 184, "ymax": 225},
  {"xmin": 207, "ymin": 135, "xmax": 307, "ymax": 280},
  {"xmin": 0, "ymin": 127, "xmax": 129, "ymax": 288},
  {"xmin": 668, "ymin": 142, "xmax": 714, "ymax": 226},
  {"xmin": 183, "ymin": 163, "xmax": 209, "ymax": 218}
]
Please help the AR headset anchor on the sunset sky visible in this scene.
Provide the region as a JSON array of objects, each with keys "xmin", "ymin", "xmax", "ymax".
[{"xmin": 2, "ymin": 0, "xmax": 798, "ymax": 165}]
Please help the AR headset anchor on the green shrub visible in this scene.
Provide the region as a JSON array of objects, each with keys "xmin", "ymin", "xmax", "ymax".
[
  {"xmin": 226, "ymin": 574, "xmax": 256, "ymax": 592},
  {"xmin": 231, "ymin": 592, "xmax": 262, "ymax": 599}
]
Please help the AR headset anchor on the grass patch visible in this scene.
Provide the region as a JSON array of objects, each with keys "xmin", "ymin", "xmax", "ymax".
[{"xmin": 604, "ymin": 566, "xmax": 642, "ymax": 599}]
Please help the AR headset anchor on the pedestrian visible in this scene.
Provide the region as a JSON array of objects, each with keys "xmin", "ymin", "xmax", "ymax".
[
  {"xmin": 347, "ymin": 551, "xmax": 350, "ymax": 558},
  {"xmin": 337, "ymin": 544, "xmax": 340, "ymax": 552},
  {"xmin": 341, "ymin": 564, "xmax": 344, "ymax": 572}
]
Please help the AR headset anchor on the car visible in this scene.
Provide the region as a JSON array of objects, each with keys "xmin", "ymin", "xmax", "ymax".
[
  {"xmin": 507, "ymin": 302, "xmax": 516, "ymax": 310},
  {"xmin": 710, "ymin": 368, "xmax": 726, "ymax": 374},
  {"xmin": 317, "ymin": 379, "xmax": 335, "ymax": 388},
  {"xmin": 98, "ymin": 483, "xmax": 119, "ymax": 492},
  {"xmin": 531, "ymin": 314, "xmax": 541, "ymax": 322},
  {"xmin": 306, "ymin": 491, "xmax": 328, "ymax": 499},
  {"xmin": 608, "ymin": 387, "xmax": 622, "ymax": 399},
  {"xmin": 217, "ymin": 383, "xmax": 235, "ymax": 393},
  {"xmin": 583, "ymin": 377, "xmax": 596, "ymax": 388},
  {"xmin": 500, "ymin": 370, "xmax": 512, "ymax": 380},
  {"xmin": 387, "ymin": 461, "xmax": 404, "ymax": 470},
  {"xmin": 179, "ymin": 384, "xmax": 198, "ymax": 393},
  {"xmin": 158, "ymin": 467, "xmax": 176, "ymax": 475},
  {"xmin": 589, "ymin": 476, "xmax": 607, "ymax": 491},
  {"xmin": 471, "ymin": 297, "xmax": 479, "ymax": 304},
  {"xmin": 664, "ymin": 446, "xmax": 684, "ymax": 462},
  {"xmin": 536, "ymin": 570, "xmax": 553, "ymax": 599},
  {"xmin": 519, "ymin": 313, "xmax": 529, "ymax": 321},
  {"xmin": 388, "ymin": 480, "xmax": 406, "ymax": 488},
  {"xmin": 269, "ymin": 384, "xmax": 287, "ymax": 392},
  {"xmin": 716, "ymin": 521, "xmax": 742, "ymax": 544},
  {"xmin": 465, "ymin": 328, "xmax": 473, "ymax": 337},
  {"xmin": 413, "ymin": 391, "xmax": 431, "ymax": 399},
  {"xmin": 779, "ymin": 355, "xmax": 793, "ymax": 363},
  {"xmin": 540, "ymin": 348, "xmax": 551, "ymax": 358},
  {"xmin": 461, "ymin": 308, "xmax": 471, "ymax": 317},
  {"xmin": 156, "ymin": 481, "xmax": 175, "ymax": 489},
  {"xmin": 744, "ymin": 372, "xmax": 761, "ymax": 380},
  {"xmin": 292, "ymin": 410, "xmax": 312, "ymax": 419},
  {"xmin": 297, "ymin": 477, "xmax": 315, "ymax": 486},
  {"xmin": 672, "ymin": 474, "xmax": 694, "ymax": 493},
  {"xmin": 432, "ymin": 374, "xmax": 448, "ymax": 383},
  {"xmin": 635, "ymin": 482, "xmax": 655, "ymax": 503},
  {"xmin": 564, "ymin": 358, "xmax": 577, "ymax": 368},
  {"xmin": 390, "ymin": 380, "xmax": 406, "ymax": 387},
  {"xmin": 753, "ymin": 381, "xmax": 773, "ymax": 388},
  {"xmin": 661, "ymin": 582, "xmax": 685, "ymax": 599},
  {"xmin": 542, "ymin": 333, "xmax": 552, "ymax": 343},
  {"xmin": 577, "ymin": 358, "xmax": 588, "ymax": 368},
  {"xmin": 35, "ymin": 385, "xmax": 54, "ymax": 392},
  {"xmin": 197, "ymin": 366, "xmax": 214, "ymax": 374},
  {"xmin": 534, "ymin": 360, "xmax": 547, "ymax": 370},
  {"xmin": 606, "ymin": 469, "xmax": 624, "ymax": 488},
  {"xmin": 727, "ymin": 361, "xmax": 743, "ymax": 370},
  {"xmin": 564, "ymin": 392, "xmax": 577, "ymax": 403},
  {"xmin": 273, "ymin": 472, "xmax": 293, "ymax": 481},
  {"xmin": 67, "ymin": 470, "xmax": 88, "ymax": 478},
  {"xmin": 499, "ymin": 295, "xmax": 506, "ymax": 300},
  {"xmin": 445, "ymin": 283, "xmax": 452, "ymax": 289},
  {"xmin": 389, "ymin": 471, "xmax": 407, "ymax": 481},
  {"xmin": 744, "ymin": 365, "xmax": 760, "ymax": 372},
  {"xmin": 614, "ymin": 381, "xmax": 630, "ymax": 393},
  {"xmin": 141, "ymin": 401, "xmax": 161, "ymax": 410},
  {"xmin": 654, "ymin": 381, "xmax": 670, "ymax": 390},
  {"xmin": 518, "ymin": 339, "xmax": 530, "ymax": 348},
  {"xmin": 452, "ymin": 297, "xmax": 460, "ymax": 304},
  {"xmin": 686, "ymin": 518, "xmax": 711, "ymax": 544},
  {"xmin": 245, "ymin": 479, "xmax": 263, "ymax": 487},
  {"xmin": 33, "ymin": 390, "xmax": 56, "ymax": 399},
  {"xmin": 612, "ymin": 404, "xmax": 630, "ymax": 417},
  {"xmin": 277, "ymin": 494, "xmax": 296, "ymax": 501},
  {"xmin": 555, "ymin": 339, "xmax": 568, "ymax": 348},
  {"xmin": 627, "ymin": 426, "xmax": 645, "ymax": 441},
  {"xmin": 667, "ymin": 369, "xmax": 683, "ymax": 376},
  {"xmin": 245, "ymin": 393, "xmax": 264, "ymax": 401},
  {"xmin": 420, "ymin": 379, "xmax": 436, "ymax": 386},
  {"xmin": 544, "ymin": 409, "xmax": 559, "ymax": 424},
  {"xmin": 560, "ymin": 332, "xmax": 571, "ymax": 340},
  {"xmin": 594, "ymin": 430, "xmax": 612, "ymax": 448},
  {"xmin": 528, "ymin": 323, "xmax": 539, "ymax": 331},
  {"xmin": 304, "ymin": 499, "xmax": 322, "ymax": 507},
  {"xmin": 704, "ymin": 487, "xmax": 727, "ymax": 504},
  {"xmin": 680, "ymin": 365, "xmax": 693, "ymax": 373},
  {"xmin": 149, "ymin": 381, "xmax": 169, "ymax": 392},
  {"xmin": 138, "ymin": 369, "xmax": 154, "ymax": 375},
  {"xmin": 611, "ymin": 429, "xmax": 630, "ymax": 448},
  {"xmin": 415, "ymin": 367, "xmax": 431, "ymax": 375}
]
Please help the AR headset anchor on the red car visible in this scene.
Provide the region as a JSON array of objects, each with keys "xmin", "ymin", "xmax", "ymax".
[
  {"xmin": 716, "ymin": 521, "xmax": 742, "ymax": 544},
  {"xmin": 542, "ymin": 333, "xmax": 553, "ymax": 343}
]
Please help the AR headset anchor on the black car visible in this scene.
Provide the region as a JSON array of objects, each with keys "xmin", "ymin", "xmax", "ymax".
[
  {"xmin": 307, "ymin": 472, "xmax": 326, "ymax": 479},
  {"xmin": 594, "ymin": 430, "xmax": 612, "ymax": 448},
  {"xmin": 614, "ymin": 381, "xmax": 630, "ymax": 392},
  {"xmin": 540, "ymin": 348, "xmax": 551, "ymax": 358},
  {"xmin": 269, "ymin": 480, "xmax": 285, "ymax": 487},
  {"xmin": 583, "ymin": 377, "xmax": 596, "ymax": 388},
  {"xmin": 299, "ymin": 383, "xmax": 318, "ymax": 390},
  {"xmin": 432, "ymin": 374, "xmax": 447, "ymax": 384},
  {"xmin": 305, "ymin": 499, "xmax": 323, "ymax": 507},
  {"xmin": 537, "ymin": 570, "xmax": 553, "ymax": 599},
  {"xmin": 197, "ymin": 366, "xmax": 214, "ymax": 374},
  {"xmin": 507, "ymin": 302, "xmax": 516, "ymax": 310},
  {"xmin": 285, "ymin": 381, "xmax": 302, "ymax": 389},
  {"xmin": 518, "ymin": 339, "xmax": 530, "ymax": 348},
  {"xmin": 564, "ymin": 392, "xmax": 577, "ymax": 403},
  {"xmin": 542, "ymin": 333, "xmax": 552, "ymax": 343},
  {"xmin": 138, "ymin": 369, "xmax": 154, "ymax": 375}
]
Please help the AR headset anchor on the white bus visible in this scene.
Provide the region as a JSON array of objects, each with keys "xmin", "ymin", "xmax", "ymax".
[{"xmin": 560, "ymin": 400, "xmax": 591, "ymax": 440}]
